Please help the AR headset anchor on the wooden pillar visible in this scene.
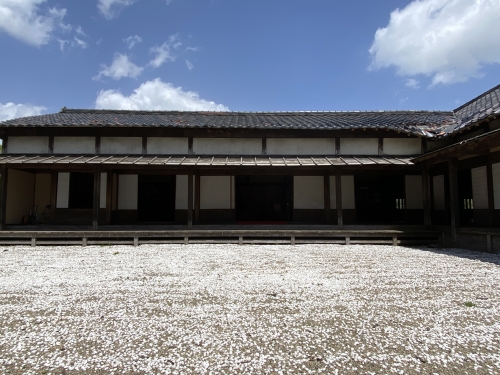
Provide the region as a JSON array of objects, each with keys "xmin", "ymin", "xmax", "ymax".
[
  {"xmin": 93, "ymin": 166, "xmax": 101, "ymax": 230},
  {"xmin": 324, "ymin": 174, "xmax": 331, "ymax": 223},
  {"xmin": 105, "ymin": 171, "xmax": 113, "ymax": 225},
  {"xmin": 335, "ymin": 169, "xmax": 343, "ymax": 226},
  {"xmin": 0, "ymin": 166, "xmax": 6, "ymax": 230},
  {"xmin": 486, "ymin": 160, "xmax": 495, "ymax": 227},
  {"xmin": 448, "ymin": 158, "xmax": 459, "ymax": 246},
  {"xmin": 50, "ymin": 171, "xmax": 57, "ymax": 222},
  {"xmin": 194, "ymin": 174, "xmax": 200, "ymax": 224},
  {"xmin": 188, "ymin": 172, "xmax": 193, "ymax": 228},
  {"xmin": 422, "ymin": 167, "xmax": 432, "ymax": 226}
]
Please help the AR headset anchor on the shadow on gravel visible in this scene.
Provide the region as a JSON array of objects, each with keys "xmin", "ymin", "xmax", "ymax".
[{"xmin": 417, "ymin": 245, "xmax": 500, "ymax": 266}]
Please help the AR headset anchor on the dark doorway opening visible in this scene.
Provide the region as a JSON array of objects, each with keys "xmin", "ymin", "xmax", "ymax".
[
  {"xmin": 68, "ymin": 172, "xmax": 94, "ymax": 209},
  {"xmin": 138, "ymin": 175, "xmax": 176, "ymax": 223},
  {"xmin": 355, "ymin": 175, "xmax": 405, "ymax": 224},
  {"xmin": 458, "ymin": 169, "xmax": 473, "ymax": 226},
  {"xmin": 235, "ymin": 175, "xmax": 293, "ymax": 223}
]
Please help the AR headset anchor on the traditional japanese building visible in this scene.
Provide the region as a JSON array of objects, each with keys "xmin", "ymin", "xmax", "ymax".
[{"xmin": 0, "ymin": 84, "xmax": 498, "ymax": 250}]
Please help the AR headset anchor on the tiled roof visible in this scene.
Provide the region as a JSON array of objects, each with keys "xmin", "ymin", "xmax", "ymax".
[
  {"xmin": 0, "ymin": 109, "xmax": 455, "ymax": 138},
  {"xmin": 452, "ymin": 83, "xmax": 500, "ymax": 133},
  {"xmin": 0, "ymin": 84, "xmax": 498, "ymax": 138}
]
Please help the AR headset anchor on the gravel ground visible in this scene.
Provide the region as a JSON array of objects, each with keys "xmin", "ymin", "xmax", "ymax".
[{"xmin": 1, "ymin": 244, "xmax": 499, "ymax": 375}]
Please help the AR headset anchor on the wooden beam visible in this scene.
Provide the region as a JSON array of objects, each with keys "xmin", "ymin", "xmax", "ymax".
[
  {"xmin": 335, "ymin": 169, "xmax": 343, "ymax": 226},
  {"xmin": 194, "ymin": 173, "xmax": 200, "ymax": 224},
  {"xmin": 324, "ymin": 174, "xmax": 331, "ymax": 223},
  {"xmin": 486, "ymin": 159, "xmax": 495, "ymax": 227},
  {"xmin": 422, "ymin": 167, "xmax": 432, "ymax": 226},
  {"xmin": 0, "ymin": 166, "xmax": 6, "ymax": 230},
  {"xmin": 50, "ymin": 171, "xmax": 57, "ymax": 222},
  {"xmin": 93, "ymin": 166, "xmax": 101, "ymax": 230},
  {"xmin": 106, "ymin": 170, "xmax": 113, "ymax": 224},
  {"xmin": 188, "ymin": 172, "xmax": 193, "ymax": 228},
  {"xmin": 448, "ymin": 158, "xmax": 459, "ymax": 245}
]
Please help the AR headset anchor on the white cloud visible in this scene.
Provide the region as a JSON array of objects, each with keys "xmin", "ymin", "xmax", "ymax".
[
  {"xmin": 94, "ymin": 53, "xmax": 143, "ymax": 81},
  {"xmin": 148, "ymin": 36, "xmax": 178, "ymax": 68},
  {"xmin": 97, "ymin": 0, "xmax": 136, "ymax": 19},
  {"xmin": 186, "ymin": 46, "xmax": 199, "ymax": 52},
  {"xmin": 0, "ymin": 0, "xmax": 69, "ymax": 46},
  {"xmin": 166, "ymin": 0, "xmax": 173, "ymax": 4},
  {"xmin": 405, "ymin": 78, "xmax": 420, "ymax": 89},
  {"xmin": 0, "ymin": 102, "xmax": 46, "ymax": 122},
  {"xmin": 369, "ymin": 0, "xmax": 500, "ymax": 85},
  {"xmin": 73, "ymin": 36, "xmax": 88, "ymax": 49},
  {"xmin": 95, "ymin": 78, "xmax": 229, "ymax": 111},
  {"xmin": 186, "ymin": 60, "xmax": 194, "ymax": 71},
  {"xmin": 123, "ymin": 34, "xmax": 142, "ymax": 49}
]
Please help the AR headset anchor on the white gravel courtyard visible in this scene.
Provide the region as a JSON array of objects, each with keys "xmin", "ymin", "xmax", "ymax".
[{"xmin": 1, "ymin": 244, "xmax": 499, "ymax": 375}]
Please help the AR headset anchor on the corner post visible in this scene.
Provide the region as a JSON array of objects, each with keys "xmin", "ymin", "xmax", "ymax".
[{"xmin": 93, "ymin": 166, "xmax": 101, "ymax": 230}]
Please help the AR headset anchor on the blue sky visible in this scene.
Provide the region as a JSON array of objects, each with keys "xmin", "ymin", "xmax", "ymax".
[{"xmin": 1, "ymin": 0, "xmax": 500, "ymax": 120}]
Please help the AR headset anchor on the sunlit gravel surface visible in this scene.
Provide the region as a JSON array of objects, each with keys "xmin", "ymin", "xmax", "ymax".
[{"xmin": 1, "ymin": 244, "xmax": 500, "ymax": 375}]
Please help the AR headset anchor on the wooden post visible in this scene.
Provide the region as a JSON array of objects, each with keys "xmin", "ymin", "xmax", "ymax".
[
  {"xmin": 486, "ymin": 160, "xmax": 495, "ymax": 227},
  {"xmin": 336, "ymin": 169, "xmax": 343, "ymax": 226},
  {"xmin": 95, "ymin": 136, "xmax": 101, "ymax": 154},
  {"xmin": 194, "ymin": 174, "xmax": 200, "ymax": 224},
  {"xmin": 106, "ymin": 171, "xmax": 113, "ymax": 225},
  {"xmin": 93, "ymin": 166, "xmax": 101, "ymax": 230},
  {"xmin": 188, "ymin": 172, "xmax": 193, "ymax": 228},
  {"xmin": 2, "ymin": 137, "xmax": 7, "ymax": 154},
  {"xmin": 50, "ymin": 171, "xmax": 57, "ymax": 223},
  {"xmin": 448, "ymin": 158, "xmax": 459, "ymax": 246},
  {"xmin": 0, "ymin": 166, "xmax": 6, "ymax": 230},
  {"xmin": 324, "ymin": 174, "xmax": 331, "ymax": 223},
  {"xmin": 422, "ymin": 167, "xmax": 432, "ymax": 226},
  {"xmin": 262, "ymin": 138, "xmax": 267, "ymax": 155},
  {"xmin": 48, "ymin": 136, "xmax": 54, "ymax": 154},
  {"xmin": 378, "ymin": 138, "xmax": 383, "ymax": 156}
]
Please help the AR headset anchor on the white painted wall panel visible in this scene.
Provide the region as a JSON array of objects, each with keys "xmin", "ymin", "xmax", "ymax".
[
  {"xmin": 267, "ymin": 138, "xmax": 335, "ymax": 155},
  {"xmin": 341, "ymin": 176, "xmax": 355, "ymax": 209},
  {"xmin": 147, "ymin": 137, "xmax": 188, "ymax": 154},
  {"xmin": 101, "ymin": 137, "xmax": 142, "ymax": 154},
  {"xmin": 200, "ymin": 176, "xmax": 231, "ymax": 209},
  {"xmin": 34, "ymin": 174, "xmax": 51, "ymax": 212},
  {"xmin": 56, "ymin": 173, "xmax": 70, "ymax": 208},
  {"xmin": 340, "ymin": 138, "xmax": 378, "ymax": 155},
  {"xmin": 100, "ymin": 173, "xmax": 107, "ymax": 209},
  {"xmin": 405, "ymin": 175, "xmax": 423, "ymax": 209},
  {"xmin": 384, "ymin": 138, "xmax": 422, "ymax": 155},
  {"xmin": 194, "ymin": 138, "xmax": 261, "ymax": 155},
  {"xmin": 493, "ymin": 163, "xmax": 500, "ymax": 209},
  {"xmin": 176, "ymin": 175, "xmax": 188, "ymax": 210},
  {"xmin": 54, "ymin": 137, "xmax": 95, "ymax": 154},
  {"xmin": 433, "ymin": 175, "xmax": 445, "ymax": 210},
  {"xmin": 294, "ymin": 176, "xmax": 324, "ymax": 209},
  {"xmin": 8, "ymin": 136, "xmax": 49, "ymax": 154},
  {"xmin": 118, "ymin": 175, "xmax": 138, "ymax": 209},
  {"xmin": 6, "ymin": 170, "xmax": 35, "ymax": 224},
  {"xmin": 329, "ymin": 176, "xmax": 336, "ymax": 208},
  {"xmin": 471, "ymin": 166, "xmax": 488, "ymax": 209}
]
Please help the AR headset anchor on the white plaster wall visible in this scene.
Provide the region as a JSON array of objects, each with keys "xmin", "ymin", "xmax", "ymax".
[
  {"xmin": 342, "ymin": 176, "xmax": 355, "ymax": 209},
  {"xmin": 100, "ymin": 173, "xmax": 107, "ymax": 209},
  {"xmin": 267, "ymin": 138, "xmax": 335, "ymax": 155},
  {"xmin": 492, "ymin": 163, "xmax": 500, "ymax": 209},
  {"xmin": 118, "ymin": 175, "xmax": 138, "ymax": 209},
  {"xmin": 200, "ymin": 176, "xmax": 231, "ymax": 209},
  {"xmin": 56, "ymin": 172, "xmax": 70, "ymax": 208},
  {"xmin": 194, "ymin": 138, "xmax": 261, "ymax": 155},
  {"xmin": 54, "ymin": 137, "xmax": 95, "ymax": 154},
  {"xmin": 329, "ymin": 176, "xmax": 336, "ymax": 209},
  {"xmin": 294, "ymin": 176, "xmax": 324, "ymax": 209},
  {"xmin": 148, "ymin": 137, "xmax": 188, "ymax": 154},
  {"xmin": 340, "ymin": 138, "xmax": 378, "ymax": 155},
  {"xmin": 176, "ymin": 175, "xmax": 188, "ymax": 210},
  {"xmin": 8, "ymin": 136, "xmax": 49, "ymax": 154},
  {"xmin": 471, "ymin": 166, "xmax": 488, "ymax": 209},
  {"xmin": 101, "ymin": 137, "xmax": 142, "ymax": 154},
  {"xmin": 6, "ymin": 170, "xmax": 35, "ymax": 224},
  {"xmin": 433, "ymin": 175, "xmax": 445, "ymax": 210},
  {"xmin": 384, "ymin": 138, "xmax": 422, "ymax": 155},
  {"xmin": 34, "ymin": 174, "xmax": 51, "ymax": 212},
  {"xmin": 405, "ymin": 175, "xmax": 424, "ymax": 209}
]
